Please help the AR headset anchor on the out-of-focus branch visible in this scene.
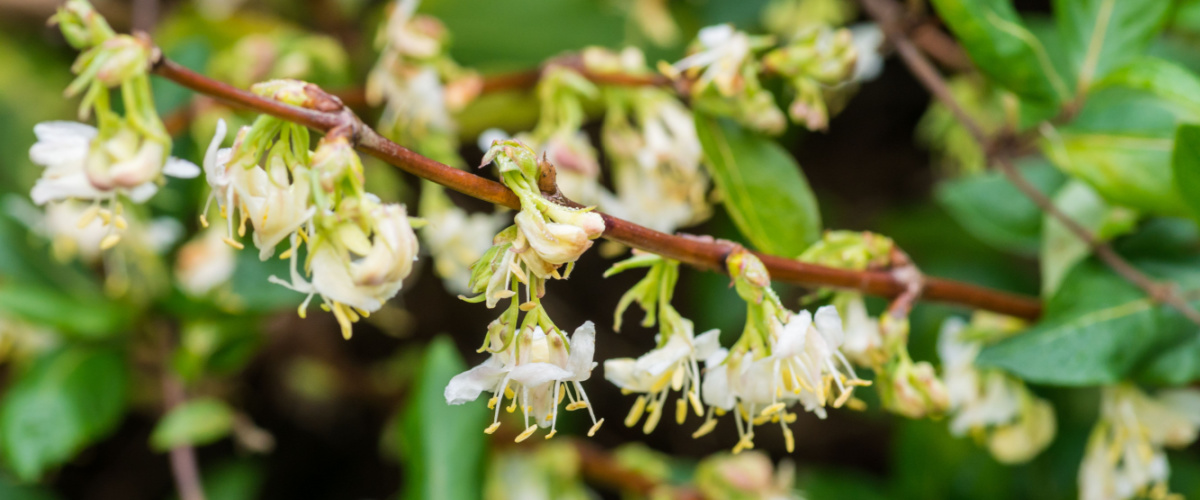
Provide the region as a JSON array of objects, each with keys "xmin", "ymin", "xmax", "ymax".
[
  {"xmin": 160, "ymin": 338, "xmax": 207, "ymax": 500},
  {"xmin": 150, "ymin": 52, "xmax": 1042, "ymax": 320},
  {"xmin": 573, "ymin": 440, "xmax": 704, "ymax": 500},
  {"xmin": 859, "ymin": 0, "xmax": 1200, "ymax": 326}
]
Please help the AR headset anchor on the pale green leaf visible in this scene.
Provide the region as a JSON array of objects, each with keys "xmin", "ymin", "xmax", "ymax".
[
  {"xmin": 1093, "ymin": 57, "xmax": 1200, "ymax": 121},
  {"xmin": 151, "ymin": 398, "xmax": 235, "ymax": 451},
  {"xmin": 936, "ymin": 160, "xmax": 1065, "ymax": 255},
  {"xmin": 694, "ymin": 114, "xmax": 821, "ymax": 257},
  {"xmin": 1040, "ymin": 180, "xmax": 1135, "ymax": 296},
  {"xmin": 1041, "ymin": 130, "xmax": 1187, "ymax": 215}
]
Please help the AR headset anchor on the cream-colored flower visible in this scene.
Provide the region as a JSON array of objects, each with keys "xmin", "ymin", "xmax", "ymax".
[
  {"xmin": 672, "ymin": 25, "xmax": 755, "ymax": 96},
  {"xmin": 605, "ymin": 325, "xmax": 720, "ymax": 433},
  {"xmin": 445, "ymin": 322, "xmax": 603, "ymax": 441}
]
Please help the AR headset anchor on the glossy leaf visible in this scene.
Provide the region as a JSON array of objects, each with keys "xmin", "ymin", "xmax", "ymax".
[
  {"xmin": 1040, "ymin": 181, "xmax": 1135, "ymax": 297},
  {"xmin": 977, "ymin": 260, "xmax": 1199, "ymax": 385},
  {"xmin": 930, "ymin": 0, "xmax": 1069, "ymax": 105},
  {"xmin": 694, "ymin": 114, "xmax": 821, "ymax": 256},
  {"xmin": 1041, "ymin": 130, "xmax": 1187, "ymax": 215},
  {"xmin": 1053, "ymin": 0, "xmax": 1172, "ymax": 88},
  {"xmin": 0, "ymin": 349, "xmax": 128, "ymax": 481},
  {"xmin": 1173, "ymin": 124, "xmax": 1200, "ymax": 218},
  {"xmin": 151, "ymin": 398, "xmax": 235, "ymax": 451},
  {"xmin": 1093, "ymin": 57, "xmax": 1200, "ymax": 120},
  {"xmin": 936, "ymin": 160, "xmax": 1065, "ymax": 255},
  {"xmin": 396, "ymin": 337, "xmax": 487, "ymax": 500}
]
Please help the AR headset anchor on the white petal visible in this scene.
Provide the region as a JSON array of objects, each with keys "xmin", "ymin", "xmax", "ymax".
[
  {"xmin": 164, "ymin": 157, "xmax": 201, "ymax": 178},
  {"xmin": 444, "ymin": 357, "xmax": 507, "ymax": 405},
  {"xmin": 510, "ymin": 362, "xmax": 573, "ymax": 388},
  {"xmin": 564, "ymin": 321, "xmax": 596, "ymax": 381},
  {"xmin": 693, "ymin": 329, "xmax": 722, "ymax": 360},
  {"xmin": 774, "ymin": 310, "xmax": 810, "ymax": 358},
  {"xmin": 635, "ymin": 333, "xmax": 692, "ymax": 376},
  {"xmin": 127, "ymin": 182, "xmax": 160, "ymax": 203},
  {"xmin": 603, "ymin": 358, "xmax": 646, "ymax": 391},
  {"xmin": 814, "ymin": 305, "xmax": 845, "ymax": 347}
]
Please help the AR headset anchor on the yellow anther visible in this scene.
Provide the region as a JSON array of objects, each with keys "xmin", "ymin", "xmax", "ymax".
[
  {"xmin": 675, "ymin": 398, "xmax": 688, "ymax": 425},
  {"xmin": 761, "ymin": 402, "xmax": 786, "ymax": 417},
  {"xmin": 100, "ymin": 234, "xmax": 121, "ymax": 250},
  {"xmin": 834, "ymin": 388, "xmax": 854, "ymax": 408},
  {"xmin": 544, "ymin": 429, "xmax": 557, "ymax": 440},
  {"xmin": 587, "ymin": 418, "xmax": 604, "ymax": 437},
  {"xmin": 113, "ymin": 216, "xmax": 128, "ymax": 230},
  {"xmin": 846, "ymin": 397, "xmax": 867, "ymax": 411},
  {"xmin": 487, "ymin": 397, "xmax": 498, "ymax": 410},
  {"xmin": 199, "ymin": 214, "xmax": 209, "ymax": 228},
  {"xmin": 689, "ymin": 391, "xmax": 704, "ymax": 417},
  {"xmin": 671, "ymin": 367, "xmax": 685, "ymax": 391},
  {"xmin": 222, "ymin": 237, "xmax": 245, "ymax": 250},
  {"xmin": 566, "ymin": 401, "xmax": 588, "ymax": 411},
  {"xmin": 77, "ymin": 205, "xmax": 100, "ymax": 228},
  {"xmin": 519, "ymin": 301, "xmax": 537, "ymax": 312},
  {"xmin": 506, "ymin": 399, "xmax": 517, "ymax": 413},
  {"xmin": 297, "ymin": 303, "xmax": 307, "ymax": 319},
  {"xmin": 643, "ymin": 400, "xmax": 663, "ymax": 434},
  {"xmin": 514, "ymin": 425, "xmax": 537, "ymax": 442},
  {"xmin": 692, "ymin": 418, "xmax": 718, "ymax": 439},
  {"xmin": 625, "ymin": 396, "xmax": 647, "ymax": 427},
  {"xmin": 279, "ymin": 248, "xmax": 293, "ymax": 260},
  {"xmin": 504, "ymin": 387, "xmax": 515, "ymax": 399},
  {"xmin": 484, "ymin": 422, "xmax": 501, "ymax": 434},
  {"xmin": 783, "ymin": 425, "xmax": 795, "ymax": 453}
]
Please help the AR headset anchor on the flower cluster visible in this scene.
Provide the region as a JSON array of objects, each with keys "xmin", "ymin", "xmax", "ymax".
[
  {"xmin": 201, "ymin": 81, "xmax": 419, "ymax": 339},
  {"xmin": 665, "ymin": 23, "xmax": 866, "ymax": 134},
  {"xmin": 31, "ymin": 0, "xmax": 198, "ymax": 255},
  {"xmin": 366, "ymin": 0, "xmax": 480, "ymax": 165},
  {"xmin": 603, "ymin": 253, "xmax": 721, "ymax": 434},
  {"xmin": 446, "ymin": 140, "xmax": 605, "ymax": 440},
  {"xmin": 939, "ymin": 315, "xmax": 1056, "ymax": 464},
  {"xmin": 699, "ymin": 249, "xmax": 868, "ymax": 453},
  {"xmin": 1079, "ymin": 385, "xmax": 1200, "ymax": 500},
  {"xmin": 589, "ymin": 48, "xmax": 713, "ymax": 234}
]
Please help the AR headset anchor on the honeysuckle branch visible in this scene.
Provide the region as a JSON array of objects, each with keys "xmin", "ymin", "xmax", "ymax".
[
  {"xmin": 860, "ymin": 0, "xmax": 1200, "ymax": 326},
  {"xmin": 150, "ymin": 54, "xmax": 1042, "ymax": 320}
]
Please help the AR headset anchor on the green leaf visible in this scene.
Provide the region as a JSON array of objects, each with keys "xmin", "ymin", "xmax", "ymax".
[
  {"xmin": 397, "ymin": 337, "xmax": 487, "ymax": 500},
  {"xmin": 930, "ymin": 0, "xmax": 1070, "ymax": 105},
  {"xmin": 1040, "ymin": 181, "xmax": 1135, "ymax": 297},
  {"xmin": 977, "ymin": 260, "xmax": 1198, "ymax": 385},
  {"xmin": 151, "ymin": 398, "xmax": 235, "ymax": 452},
  {"xmin": 936, "ymin": 160, "xmax": 1066, "ymax": 255},
  {"xmin": 1173, "ymin": 124, "xmax": 1200, "ymax": 218},
  {"xmin": 1041, "ymin": 130, "xmax": 1187, "ymax": 215},
  {"xmin": 1053, "ymin": 0, "xmax": 1172, "ymax": 88},
  {"xmin": 694, "ymin": 114, "xmax": 821, "ymax": 256},
  {"xmin": 0, "ymin": 285, "xmax": 131, "ymax": 340},
  {"xmin": 0, "ymin": 349, "xmax": 128, "ymax": 481},
  {"xmin": 1093, "ymin": 58, "xmax": 1200, "ymax": 120}
]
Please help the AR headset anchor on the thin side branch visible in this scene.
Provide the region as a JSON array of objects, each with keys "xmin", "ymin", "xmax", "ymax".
[
  {"xmin": 859, "ymin": 0, "xmax": 1200, "ymax": 325},
  {"xmin": 160, "ymin": 340, "xmax": 207, "ymax": 500},
  {"xmin": 150, "ymin": 56, "xmax": 1042, "ymax": 320}
]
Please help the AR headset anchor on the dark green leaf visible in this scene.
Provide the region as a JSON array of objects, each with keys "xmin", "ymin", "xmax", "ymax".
[
  {"xmin": 1093, "ymin": 58, "xmax": 1200, "ymax": 120},
  {"xmin": 694, "ymin": 114, "xmax": 821, "ymax": 256},
  {"xmin": 977, "ymin": 260, "xmax": 1198, "ymax": 385},
  {"xmin": 930, "ymin": 0, "xmax": 1070, "ymax": 105},
  {"xmin": 397, "ymin": 337, "xmax": 487, "ymax": 500},
  {"xmin": 1053, "ymin": 0, "xmax": 1171, "ymax": 88},
  {"xmin": 1173, "ymin": 124, "xmax": 1200, "ymax": 218},
  {"xmin": 936, "ymin": 160, "xmax": 1066, "ymax": 255},
  {"xmin": 0, "ymin": 349, "xmax": 128, "ymax": 481},
  {"xmin": 151, "ymin": 398, "xmax": 235, "ymax": 451}
]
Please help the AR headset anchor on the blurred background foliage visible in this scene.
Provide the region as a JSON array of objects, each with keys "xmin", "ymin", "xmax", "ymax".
[{"xmin": 0, "ymin": 0, "xmax": 1198, "ymax": 499}]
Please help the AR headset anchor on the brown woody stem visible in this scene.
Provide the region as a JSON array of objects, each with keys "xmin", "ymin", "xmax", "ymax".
[{"xmin": 151, "ymin": 55, "xmax": 1042, "ymax": 320}]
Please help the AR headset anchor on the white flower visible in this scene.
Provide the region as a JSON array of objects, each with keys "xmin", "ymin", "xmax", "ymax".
[
  {"xmin": 174, "ymin": 226, "xmax": 237, "ymax": 296},
  {"xmin": 850, "ymin": 23, "xmax": 884, "ymax": 83},
  {"xmin": 604, "ymin": 325, "xmax": 720, "ymax": 433},
  {"xmin": 700, "ymin": 306, "xmax": 865, "ymax": 453},
  {"xmin": 271, "ymin": 202, "xmax": 418, "ymax": 339},
  {"xmin": 29, "ymin": 121, "xmax": 197, "ymax": 206},
  {"xmin": 513, "ymin": 209, "xmax": 596, "ymax": 267},
  {"xmin": 201, "ymin": 119, "xmax": 316, "ymax": 258},
  {"xmin": 42, "ymin": 200, "xmax": 108, "ymax": 263},
  {"xmin": 1079, "ymin": 385, "xmax": 1200, "ymax": 500},
  {"xmin": 839, "ymin": 294, "xmax": 884, "ymax": 366},
  {"xmin": 672, "ymin": 24, "xmax": 754, "ymax": 96},
  {"xmin": 445, "ymin": 322, "xmax": 603, "ymax": 441}
]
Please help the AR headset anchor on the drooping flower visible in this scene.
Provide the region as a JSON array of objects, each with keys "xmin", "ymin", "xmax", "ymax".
[
  {"xmin": 938, "ymin": 316, "xmax": 1055, "ymax": 464},
  {"xmin": 606, "ymin": 324, "xmax": 721, "ymax": 433},
  {"xmin": 1079, "ymin": 385, "xmax": 1200, "ymax": 500},
  {"xmin": 445, "ymin": 322, "xmax": 604, "ymax": 441}
]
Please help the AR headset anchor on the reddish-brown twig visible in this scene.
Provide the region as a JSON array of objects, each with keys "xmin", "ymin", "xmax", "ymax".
[{"xmin": 150, "ymin": 55, "xmax": 1042, "ymax": 320}]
